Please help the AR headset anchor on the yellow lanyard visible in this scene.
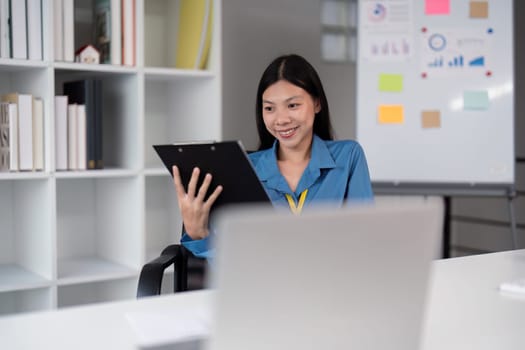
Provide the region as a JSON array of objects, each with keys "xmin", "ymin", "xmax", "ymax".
[{"xmin": 285, "ymin": 189, "xmax": 308, "ymax": 215}]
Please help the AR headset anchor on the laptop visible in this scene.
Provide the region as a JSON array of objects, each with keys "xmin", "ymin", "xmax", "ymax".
[{"xmin": 206, "ymin": 200, "xmax": 443, "ymax": 350}]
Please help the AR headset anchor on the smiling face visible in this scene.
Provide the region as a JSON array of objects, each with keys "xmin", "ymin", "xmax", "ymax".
[{"xmin": 262, "ymin": 80, "xmax": 320, "ymax": 155}]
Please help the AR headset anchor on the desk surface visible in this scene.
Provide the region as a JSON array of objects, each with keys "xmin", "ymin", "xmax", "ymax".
[
  {"xmin": 422, "ymin": 249, "xmax": 525, "ymax": 350},
  {"xmin": 1, "ymin": 250, "xmax": 524, "ymax": 350}
]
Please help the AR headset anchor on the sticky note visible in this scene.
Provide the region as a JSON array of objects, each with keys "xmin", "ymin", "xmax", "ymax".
[
  {"xmin": 421, "ymin": 110, "xmax": 441, "ymax": 128},
  {"xmin": 463, "ymin": 90, "xmax": 489, "ymax": 110},
  {"xmin": 425, "ymin": 0, "xmax": 450, "ymax": 15},
  {"xmin": 470, "ymin": 1, "xmax": 488, "ymax": 18},
  {"xmin": 378, "ymin": 74, "xmax": 403, "ymax": 92},
  {"xmin": 378, "ymin": 105, "xmax": 404, "ymax": 124}
]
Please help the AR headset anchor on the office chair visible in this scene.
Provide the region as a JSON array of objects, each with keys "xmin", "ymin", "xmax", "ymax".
[
  {"xmin": 137, "ymin": 149, "xmax": 257, "ymax": 298},
  {"xmin": 136, "ymin": 242, "xmax": 208, "ymax": 298}
]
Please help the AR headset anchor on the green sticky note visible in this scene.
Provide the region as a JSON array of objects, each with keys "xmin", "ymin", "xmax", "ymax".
[
  {"xmin": 463, "ymin": 90, "xmax": 489, "ymax": 110},
  {"xmin": 378, "ymin": 74, "xmax": 403, "ymax": 92}
]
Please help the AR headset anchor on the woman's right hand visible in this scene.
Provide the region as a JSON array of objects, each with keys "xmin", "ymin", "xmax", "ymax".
[{"xmin": 172, "ymin": 165, "xmax": 223, "ymax": 240}]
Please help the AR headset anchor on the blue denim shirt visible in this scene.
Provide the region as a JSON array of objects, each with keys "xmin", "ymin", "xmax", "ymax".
[{"xmin": 181, "ymin": 135, "xmax": 374, "ymax": 258}]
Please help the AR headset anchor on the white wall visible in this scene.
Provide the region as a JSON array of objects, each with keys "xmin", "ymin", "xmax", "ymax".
[{"xmin": 221, "ymin": 0, "xmax": 356, "ymax": 151}]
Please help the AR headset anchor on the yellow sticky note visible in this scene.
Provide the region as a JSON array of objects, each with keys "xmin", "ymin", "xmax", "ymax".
[
  {"xmin": 378, "ymin": 74, "xmax": 403, "ymax": 92},
  {"xmin": 470, "ymin": 1, "xmax": 488, "ymax": 18},
  {"xmin": 421, "ymin": 110, "xmax": 441, "ymax": 128},
  {"xmin": 378, "ymin": 105, "xmax": 404, "ymax": 124}
]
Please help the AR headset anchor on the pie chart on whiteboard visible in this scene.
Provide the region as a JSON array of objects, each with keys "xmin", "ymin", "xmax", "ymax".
[{"xmin": 368, "ymin": 3, "xmax": 386, "ymax": 22}]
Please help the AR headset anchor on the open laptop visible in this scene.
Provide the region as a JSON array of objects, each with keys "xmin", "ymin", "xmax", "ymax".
[{"xmin": 206, "ymin": 200, "xmax": 443, "ymax": 350}]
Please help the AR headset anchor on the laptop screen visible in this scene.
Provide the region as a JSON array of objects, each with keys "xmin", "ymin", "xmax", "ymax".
[{"xmin": 207, "ymin": 200, "xmax": 442, "ymax": 350}]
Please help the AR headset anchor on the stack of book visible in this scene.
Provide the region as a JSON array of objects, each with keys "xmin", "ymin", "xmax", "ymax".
[
  {"xmin": 0, "ymin": 93, "xmax": 44, "ymax": 172},
  {"xmin": 0, "ymin": 0, "xmax": 43, "ymax": 60},
  {"xmin": 56, "ymin": 79, "xmax": 103, "ymax": 171}
]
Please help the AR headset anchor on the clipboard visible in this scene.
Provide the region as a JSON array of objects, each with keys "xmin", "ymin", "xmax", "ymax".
[{"xmin": 153, "ymin": 141, "xmax": 271, "ymax": 211}]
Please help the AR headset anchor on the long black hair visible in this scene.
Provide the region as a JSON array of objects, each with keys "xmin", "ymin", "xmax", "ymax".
[{"xmin": 255, "ymin": 54, "xmax": 334, "ymax": 150}]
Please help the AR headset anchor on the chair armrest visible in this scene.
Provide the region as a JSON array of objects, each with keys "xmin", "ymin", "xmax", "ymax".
[
  {"xmin": 136, "ymin": 244, "xmax": 182, "ymax": 298},
  {"xmin": 136, "ymin": 244, "xmax": 209, "ymax": 297}
]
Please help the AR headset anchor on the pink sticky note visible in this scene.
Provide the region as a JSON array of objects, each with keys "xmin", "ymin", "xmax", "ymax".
[{"xmin": 425, "ymin": 0, "xmax": 450, "ymax": 15}]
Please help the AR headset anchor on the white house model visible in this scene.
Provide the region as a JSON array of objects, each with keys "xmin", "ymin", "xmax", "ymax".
[{"xmin": 75, "ymin": 45, "xmax": 100, "ymax": 64}]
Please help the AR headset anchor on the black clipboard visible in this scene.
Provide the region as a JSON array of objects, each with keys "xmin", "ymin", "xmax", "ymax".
[{"xmin": 153, "ymin": 141, "xmax": 271, "ymax": 211}]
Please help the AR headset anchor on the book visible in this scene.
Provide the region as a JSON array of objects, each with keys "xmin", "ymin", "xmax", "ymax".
[
  {"xmin": 67, "ymin": 104, "xmax": 77, "ymax": 170},
  {"xmin": 7, "ymin": 103, "xmax": 18, "ymax": 170},
  {"xmin": 0, "ymin": 102, "xmax": 9, "ymax": 170},
  {"xmin": 94, "ymin": 0, "xmax": 111, "ymax": 63},
  {"xmin": 0, "ymin": 102, "xmax": 18, "ymax": 171},
  {"xmin": 53, "ymin": 0, "xmax": 63, "ymax": 61},
  {"xmin": 63, "ymin": 79, "xmax": 103, "ymax": 169},
  {"xmin": 27, "ymin": 0, "xmax": 43, "ymax": 60},
  {"xmin": 0, "ymin": 0, "xmax": 10, "ymax": 58},
  {"xmin": 111, "ymin": 0, "xmax": 121, "ymax": 65},
  {"xmin": 32, "ymin": 97, "xmax": 44, "ymax": 170},
  {"xmin": 121, "ymin": 0, "xmax": 135, "ymax": 66},
  {"xmin": 10, "ymin": 0, "xmax": 27, "ymax": 59},
  {"xmin": 63, "ymin": 0, "xmax": 75, "ymax": 62},
  {"xmin": 93, "ymin": 79, "xmax": 103, "ymax": 169},
  {"xmin": 175, "ymin": 0, "xmax": 213, "ymax": 69},
  {"xmin": 54, "ymin": 95, "xmax": 68, "ymax": 170},
  {"xmin": 2, "ymin": 93, "xmax": 32, "ymax": 171},
  {"xmin": 197, "ymin": 0, "xmax": 213, "ymax": 69},
  {"xmin": 77, "ymin": 104, "xmax": 87, "ymax": 170},
  {"xmin": 95, "ymin": 0, "xmax": 121, "ymax": 65},
  {"xmin": 18, "ymin": 94, "xmax": 33, "ymax": 170}
]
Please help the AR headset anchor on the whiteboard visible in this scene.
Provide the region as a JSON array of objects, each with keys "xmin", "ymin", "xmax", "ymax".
[{"xmin": 356, "ymin": 0, "xmax": 514, "ymax": 187}]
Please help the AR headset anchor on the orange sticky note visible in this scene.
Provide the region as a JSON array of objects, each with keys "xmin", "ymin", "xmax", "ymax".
[
  {"xmin": 470, "ymin": 1, "xmax": 488, "ymax": 18},
  {"xmin": 378, "ymin": 105, "xmax": 404, "ymax": 124},
  {"xmin": 421, "ymin": 110, "xmax": 441, "ymax": 128}
]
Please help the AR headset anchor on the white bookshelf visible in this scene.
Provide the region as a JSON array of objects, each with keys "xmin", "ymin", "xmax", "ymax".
[{"xmin": 0, "ymin": 0, "xmax": 222, "ymax": 315}]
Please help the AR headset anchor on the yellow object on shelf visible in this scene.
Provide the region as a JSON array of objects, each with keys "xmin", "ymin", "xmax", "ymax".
[{"xmin": 175, "ymin": 0, "xmax": 213, "ymax": 69}]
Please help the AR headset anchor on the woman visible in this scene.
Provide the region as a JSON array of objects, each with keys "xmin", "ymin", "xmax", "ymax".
[{"xmin": 172, "ymin": 54, "xmax": 373, "ymax": 258}]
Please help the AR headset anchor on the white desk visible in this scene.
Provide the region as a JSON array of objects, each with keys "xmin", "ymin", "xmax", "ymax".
[
  {"xmin": 1, "ymin": 250, "xmax": 524, "ymax": 350},
  {"xmin": 421, "ymin": 249, "xmax": 525, "ymax": 350}
]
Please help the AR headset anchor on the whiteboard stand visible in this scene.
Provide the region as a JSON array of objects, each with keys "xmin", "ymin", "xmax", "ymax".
[
  {"xmin": 507, "ymin": 186, "xmax": 519, "ymax": 250},
  {"xmin": 443, "ymin": 196, "xmax": 451, "ymax": 258},
  {"xmin": 372, "ymin": 183, "xmax": 519, "ymax": 257}
]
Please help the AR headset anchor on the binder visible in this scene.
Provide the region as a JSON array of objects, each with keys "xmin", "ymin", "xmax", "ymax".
[{"xmin": 153, "ymin": 141, "xmax": 270, "ymax": 212}]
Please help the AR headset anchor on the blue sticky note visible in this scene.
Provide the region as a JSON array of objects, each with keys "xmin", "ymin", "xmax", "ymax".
[{"xmin": 463, "ymin": 90, "xmax": 489, "ymax": 110}]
